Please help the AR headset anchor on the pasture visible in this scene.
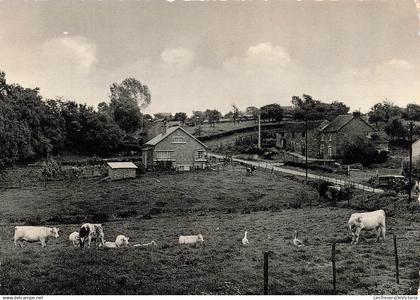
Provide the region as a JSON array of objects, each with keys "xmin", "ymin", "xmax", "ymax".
[{"xmin": 0, "ymin": 168, "xmax": 419, "ymax": 295}]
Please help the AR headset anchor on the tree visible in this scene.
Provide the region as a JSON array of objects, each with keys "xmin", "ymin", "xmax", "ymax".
[
  {"xmin": 368, "ymin": 100, "xmax": 402, "ymax": 128},
  {"xmin": 402, "ymin": 103, "xmax": 420, "ymax": 121},
  {"xmin": 174, "ymin": 112, "xmax": 188, "ymax": 124},
  {"xmin": 204, "ymin": 109, "xmax": 222, "ymax": 127},
  {"xmin": 246, "ymin": 106, "xmax": 260, "ymax": 123},
  {"xmin": 339, "ymin": 136, "xmax": 385, "ymax": 167},
  {"xmin": 260, "ymin": 104, "xmax": 283, "ymax": 122},
  {"xmin": 109, "ymin": 78, "xmax": 151, "ymax": 133},
  {"xmin": 109, "ymin": 78, "xmax": 151, "ymax": 110},
  {"xmin": 192, "ymin": 111, "xmax": 205, "ymax": 126},
  {"xmin": 292, "ymin": 94, "xmax": 349, "ymax": 121},
  {"xmin": 232, "ymin": 104, "xmax": 240, "ymax": 124},
  {"xmin": 385, "ymin": 118, "xmax": 408, "ymax": 141}
]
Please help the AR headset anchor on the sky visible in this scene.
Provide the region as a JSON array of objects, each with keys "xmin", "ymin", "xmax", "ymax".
[{"xmin": 0, "ymin": 0, "xmax": 419, "ymax": 115}]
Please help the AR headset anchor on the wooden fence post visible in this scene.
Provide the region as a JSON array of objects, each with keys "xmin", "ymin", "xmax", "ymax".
[
  {"xmin": 264, "ymin": 251, "xmax": 269, "ymax": 295},
  {"xmin": 393, "ymin": 234, "xmax": 399, "ymax": 284},
  {"xmin": 332, "ymin": 242, "xmax": 337, "ymax": 294}
]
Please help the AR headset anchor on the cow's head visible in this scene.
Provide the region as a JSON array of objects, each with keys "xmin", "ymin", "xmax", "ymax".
[
  {"xmin": 197, "ymin": 234, "xmax": 204, "ymax": 242},
  {"xmin": 50, "ymin": 227, "xmax": 60, "ymax": 238}
]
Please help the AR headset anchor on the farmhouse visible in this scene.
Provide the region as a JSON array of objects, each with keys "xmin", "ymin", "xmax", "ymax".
[
  {"xmin": 142, "ymin": 126, "xmax": 208, "ymax": 171},
  {"xmin": 318, "ymin": 112, "xmax": 388, "ymax": 158},
  {"xmin": 276, "ymin": 112, "xmax": 389, "ymax": 159},
  {"xmin": 107, "ymin": 162, "xmax": 138, "ymax": 180},
  {"xmin": 275, "ymin": 120, "xmax": 329, "ymax": 157}
]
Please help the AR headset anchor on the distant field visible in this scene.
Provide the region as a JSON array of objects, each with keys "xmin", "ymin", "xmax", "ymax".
[
  {"xmin": 0, "ymin": 168, "xmax": 418, "ymax": 295},
  {"xmin": 184, "ymin": 120, "xmax": 259, "ymax": 137}
]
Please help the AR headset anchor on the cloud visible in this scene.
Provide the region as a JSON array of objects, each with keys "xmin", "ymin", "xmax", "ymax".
[
  {"xmin": 160, "ymin": 47, "xmax": 195, "ymax": 72},
  {"xmin": 223, "ymin": 42, "xmax": 292, "ymax": 73},
  {"xmin": 380, "ymin": 58, "xmax": 412, "ymax": 70},
  {"xmin": 42, "ymin": 36, "xmax": 98, "ymax": 73}
]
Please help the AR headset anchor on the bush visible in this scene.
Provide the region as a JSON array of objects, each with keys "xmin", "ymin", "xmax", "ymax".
[
  {"xmin": 92, "ymin": 212, "xmax": 110, "ymax": 223},
  {"xmin": 339, "ymin": 137, "xmax": 388, "ymax": 167},
  {"xmin": 116, "ymin": 210, "xmax": 138, "ymax": 218}
]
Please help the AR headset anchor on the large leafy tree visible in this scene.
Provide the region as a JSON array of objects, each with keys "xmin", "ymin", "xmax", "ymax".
[
  {"xmin": 402, "ymin": 103, "xmax": 420, "ymax": 121},
  {"xmin": 260, "ymin": 103, "xmax": 284, "ymax": 122},
  {"xmin": 109, "ymin": 78, "xmax": 151, "ymax": 133},
  {"xmin": 292, "ymin": 94, "xmax": 349, "ymax": 121},
  {"xmin": 204, "ymin": 109, "xmax": 222, "ymax": 127},
  {"xmin": 174, "ymin": 112, "xmax": 188, "ymax": 124}
]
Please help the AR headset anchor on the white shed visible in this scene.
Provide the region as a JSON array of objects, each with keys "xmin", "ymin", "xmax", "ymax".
[{"xmin": 107, "ymin": 162, "xmax": 138, "ymax": 180}]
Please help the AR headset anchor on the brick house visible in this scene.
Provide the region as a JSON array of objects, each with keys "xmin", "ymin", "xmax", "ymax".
[
  {"xmin": 142, "ymin": 126, "xmax": 208, "ymax": 171},
  {"xmin": 275, "ymin": 120, "xmax": 329, "ymax": 157},
  {"xmin": 318, "ymin": 112, "xmax": 388, "ymax": 158}
]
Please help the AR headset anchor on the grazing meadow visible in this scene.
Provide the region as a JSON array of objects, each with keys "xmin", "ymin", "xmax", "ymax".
[{"xmin": 0, "ymin": 167, "xmax": 419, "ymax": 295}]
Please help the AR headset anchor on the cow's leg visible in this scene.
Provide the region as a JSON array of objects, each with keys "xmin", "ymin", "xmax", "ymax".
[
  {"xmin": 375, "ymin": 226, "xmax": 381, "ymax": 242},
  {"xmin": 40, "ymin": 238, "xmax": 46, "ymax": 248},
  {"xmin": 380, "ymin": 225, "xmax": 386, "ymax": 242},
  {"xmin": 353, "ymin": 227, "xmax": 362, "ymax": 245},
  {"xmin": 87, "ymin": 236, "xmax": 92, "ymax": 248}
]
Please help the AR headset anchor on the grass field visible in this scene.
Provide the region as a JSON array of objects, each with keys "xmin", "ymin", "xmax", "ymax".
[{"xmin": 0, "ymin": 168, "xmax": 419, "ymax": 295}]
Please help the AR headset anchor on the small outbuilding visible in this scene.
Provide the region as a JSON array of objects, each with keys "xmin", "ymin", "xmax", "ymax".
[{"xmin": 107, "ymin": 162, "xmax": 138, "ymax": 180}]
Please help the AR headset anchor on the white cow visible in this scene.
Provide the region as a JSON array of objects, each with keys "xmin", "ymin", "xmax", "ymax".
[
  {"xmin": 14, "ymin": 226, "xmax": 60, "ymax": 248},
  {"xmin": 102, "ymin": 235, "xmax": 129, "ymax": 248},
  {"xmin": 79, "ymin": 223, "xmax": 105, "ymax": 248},
  {"xmin": 348, "ymin": 209, "xmax": 386, "ymax": 245},
  {"xmin": 69, "ymin": 231, "xmax": 80, "ymax": 247},
  {"xmin": 178, "ymin": 234, "xmax": 204, "ymax": 245},
  {"xmin": 115, "ymin": 235, "xmax": 129, "ymax": 247}
]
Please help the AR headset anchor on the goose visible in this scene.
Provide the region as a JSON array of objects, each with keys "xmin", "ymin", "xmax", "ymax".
[
  {"xmin": 242, "ymin": 231, "xmax": 249, "ymax": 245},
  {"xmin": 418, "ymin": 271, "xmax": 420, "ymax": 295},
  {"xmin": 293, "ymin": 231, "xmax": 305, "ymax": 248}
]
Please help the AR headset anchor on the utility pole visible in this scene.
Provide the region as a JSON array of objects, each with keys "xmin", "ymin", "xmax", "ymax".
[
  {"xmin": 305, "ymin": 119, "xmax": 308, "ymax": 180},
  {"xmin": 258, "ymin": 114, "xmax": 261, "ymax": 149},
  {"xmin": 408, "ymin": 121, "xmax": 413, "ymax": 202}
]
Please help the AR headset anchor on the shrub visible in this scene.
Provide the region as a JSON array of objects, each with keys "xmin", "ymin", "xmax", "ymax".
[
  {"xmin": 116, "ymin": 210, "xmax": 138, "ymax": 218},
  {"xmin": 92, "ymin": 212, "xmax": 110, "ymax": 223}
]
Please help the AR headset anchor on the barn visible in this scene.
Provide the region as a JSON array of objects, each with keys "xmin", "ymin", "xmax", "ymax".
[{"xmin": 107, "ymin": 162, "xmax": 138, "ymax": 180}]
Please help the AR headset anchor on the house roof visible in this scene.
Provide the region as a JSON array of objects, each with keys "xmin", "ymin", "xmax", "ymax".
[
  {"xmin": 107, "ymin": 162, "xmax": 138, "ymax": 169},
  {"xmin": 144, "ymin": 126, "xmax": 208, "ymax": 149},
  {"xmin": 321, "ymin": 114, "xmax": 374, "ymax": 132}
]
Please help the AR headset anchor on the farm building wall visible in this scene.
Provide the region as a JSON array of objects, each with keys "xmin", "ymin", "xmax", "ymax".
[
  {"xmin": 153, "ymin": 128, "xmax": 207, "ymax": 170},
  {"xmin": 108, "ymin": 168, "xmax": 137, "ymax": 180},
  {"xmin": 319, "ymin": 117, "xmax": 376, "ymax": 158}
]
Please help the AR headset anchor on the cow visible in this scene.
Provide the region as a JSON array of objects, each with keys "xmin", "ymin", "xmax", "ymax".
[
  {"xmin": 69, "ymin": 231, "xmax": 80, "ymax": 247},
  {"xmin": 101, "ymin": 235, "xmax": 129, "ymax": 249},
  {"xmin": 348, "ymin": 209, "xmax": 386, "ymax": 245},
  {"xmin": 246, "ymin": 165, "xmax": 257, "ymax": 176},
  {"xmin": 178, "ymin": 234, "xmax": 204, "ymax": 245},
  {"xmin": 79, "ymin": 223, "xmax": 105, "ymax": 248},
  {"xmin": 115, "ymin": 235, "xmax": 129, "ymax": 247},
  {"xmin": 14, "ymin": 226, "xmax": 60, "ymax": 248}
]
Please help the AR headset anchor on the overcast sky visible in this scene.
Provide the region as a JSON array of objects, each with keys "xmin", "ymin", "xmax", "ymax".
[{"xmin": 0, "ymin": 0, "xmax": 419, "ymax": 115}]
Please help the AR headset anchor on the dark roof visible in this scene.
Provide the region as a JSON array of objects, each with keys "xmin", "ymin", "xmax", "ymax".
[
  {"xmin": 321, "ymin": 114, "xmax": 374, "ymax": 132},
  {"xmin": 144, "ymin": 126, "xmax": 208, "ymax": 149}
]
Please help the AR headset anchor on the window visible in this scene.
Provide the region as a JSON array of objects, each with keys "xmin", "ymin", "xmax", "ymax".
[
  {"xmin": 302, "ymin": 132, "xmax": 306, "ymax": 137},
  {"xmin": 329, "ymin": 134, "xmax": 332, "ymax": 142},
  {"xmin": 328, "ymin": 146, "xmax": 332, "ymax": 157},
  {"xmin": 197, "ymin": 150, "xmax": 205, "ymax": 160},
  {"xmin": 321, "ymin": 134, "xmax": 324, "ymax": 141},
  {"xmin": 156, "ymin": 151, "xmax": 173, "ymax": 160},
  {"xmin": 291, "ymin": 132, "xmax": 295, "ymax": 138},
  {"xmin": 320, "ymin": 144, "xmax": 324, "ymax": 156},
  {"xmin": 172, "ymin": 136, "xmax": 186, "ymax": 144}
]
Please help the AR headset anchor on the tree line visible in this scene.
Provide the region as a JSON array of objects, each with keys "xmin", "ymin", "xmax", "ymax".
[{"xmin": 0, "ymin": 71, "xmax": 150, "ymax": 168}]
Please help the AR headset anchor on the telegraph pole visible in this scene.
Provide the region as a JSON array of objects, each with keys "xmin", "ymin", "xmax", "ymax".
[
  {"xmin": 258, "ymin": 114, "xmax": 261, "ymax": 149},
  {"xmin": 305, "ymin": 119, "xmax": 308, "ymax": 180},
  {"xmin": 408, "ymin": 121, "xmax": 413, "ymax": 202}
]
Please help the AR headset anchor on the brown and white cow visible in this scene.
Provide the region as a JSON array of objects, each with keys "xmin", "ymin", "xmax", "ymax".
[{"xmin": 79, "ymin": 223, "xmax": 105, "ymax": 248}]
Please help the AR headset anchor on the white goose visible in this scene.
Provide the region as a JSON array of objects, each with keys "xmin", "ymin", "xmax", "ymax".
[
  {"xmin": 293, "ymin": 231, "xmax": 305, "ymax": 248},
  {"xmin": 417, "ymin": 270, "xmax": 420, "ymax": 295},
  {"xmin": 242, "ymin": 231, "xmax": 249, "ymax": 245}
]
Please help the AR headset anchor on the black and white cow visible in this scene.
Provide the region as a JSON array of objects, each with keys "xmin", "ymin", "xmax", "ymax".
[{"xmin": 79, "ymin": 223, "xmax": 105, "ymax": 248}]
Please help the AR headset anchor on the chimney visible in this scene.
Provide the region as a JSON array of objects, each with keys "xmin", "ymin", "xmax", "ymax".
[{"xmin": 352, "ymin": 111, "xmax": 361, "ymax": 118}]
